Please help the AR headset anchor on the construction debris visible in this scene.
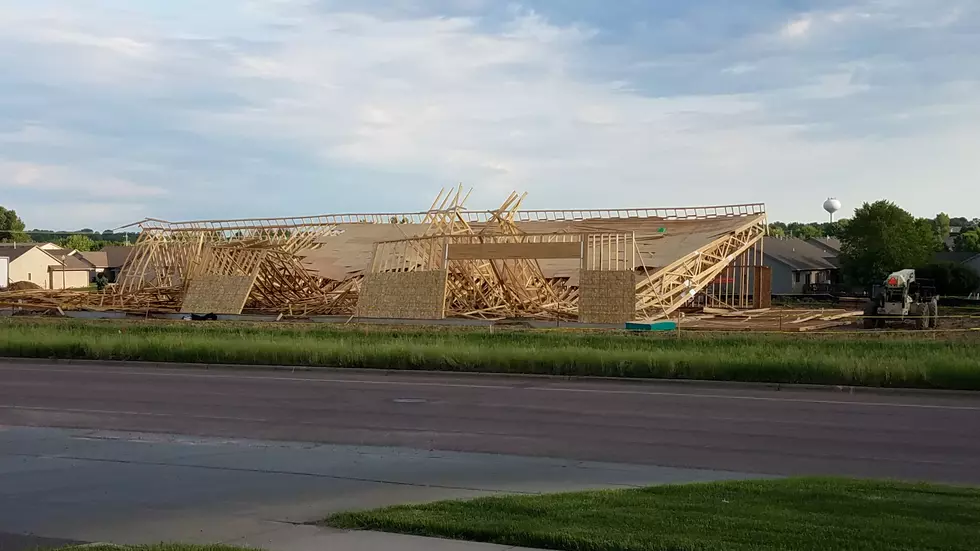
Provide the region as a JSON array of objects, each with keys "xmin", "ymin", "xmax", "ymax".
[
  {"xmin": 0, "ymin": 188, "xmax": 769, "ymax": 322},
  {"xmin": 679, "ymin": 307, "xmax": 861, "ymax": 332}
]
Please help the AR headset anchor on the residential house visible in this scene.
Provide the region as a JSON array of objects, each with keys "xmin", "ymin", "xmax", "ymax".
[
  {"xmin": 48, "ymin": 254, "xmax": 93, "ymax": 289},
  {"xmin": 0, "ymin": 244, "xmax": 91, "ymax": 289},
  {"xmin": 762, "ymin": 237, "xmax": 839, "ymax": 295},
  {"xmin": 0, "ymin": 254, "xmax": 8, "ymax": 289},
  {"xmin": 932, "ymin": 251, "xmax": 980, "ymax": 292},
  {"xmin": 75, "ymin": 250, "xmax": 110, "ymax": 282},
  {"xmin": 97, "ymin": 245, "xmax": 135, "ymax": 282},
  {"xmin": 806, "ymin": 237, "xmax": 842, "ymax": 257}
]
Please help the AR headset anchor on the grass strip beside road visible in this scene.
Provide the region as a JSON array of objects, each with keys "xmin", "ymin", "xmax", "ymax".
[
  {"xmin": 1, "ymin": 318, "xmax": 979, "ymax": 390},
  {"xmin": 327, "ymin": 478, "xmax": 980, "ymax": 551},
  {"xmin": 62, "ymin": 546, "xmax": 249, "ymax": 551}
]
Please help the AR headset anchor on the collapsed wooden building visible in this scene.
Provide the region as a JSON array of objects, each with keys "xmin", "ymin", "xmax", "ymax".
[{"xmin": 0, "ymin": 188, "xmax": 770, "ymax": 322}]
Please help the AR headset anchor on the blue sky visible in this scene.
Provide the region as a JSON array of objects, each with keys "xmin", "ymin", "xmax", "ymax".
[{"xmin": 1, "ymin": 0, "xmax": 977, "ymax": 230}]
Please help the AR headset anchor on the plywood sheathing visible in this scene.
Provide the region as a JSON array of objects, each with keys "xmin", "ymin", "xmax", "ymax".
[
  {"xmin": 579, "ymin": 270, "xmax": 636, "ymax": 324},
  {"xmin": 356, "ymin": 270, "xmax": 448, "ymax": 320},
  {"xmin": 180, "ymin": 275, "xmax": 257, "ymax": 315}
]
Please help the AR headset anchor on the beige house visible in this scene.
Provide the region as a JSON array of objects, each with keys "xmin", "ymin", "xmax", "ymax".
[
  {"xmin": 0, "ymin": 244, "xmax": 92, "ymax": 289},
  {"xmin": 76, "ymin": 246, "xmax": 134, "ymax": 283}
]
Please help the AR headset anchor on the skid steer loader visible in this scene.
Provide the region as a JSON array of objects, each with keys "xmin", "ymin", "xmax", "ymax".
[{"xmin": 863, "ymin": 269, "xmax": 939, "ymax": 329}]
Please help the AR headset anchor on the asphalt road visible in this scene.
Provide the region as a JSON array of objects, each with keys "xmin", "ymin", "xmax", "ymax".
[{"xmin": 2, "ymin": 360, "xmax": 979, "ymax": 484}]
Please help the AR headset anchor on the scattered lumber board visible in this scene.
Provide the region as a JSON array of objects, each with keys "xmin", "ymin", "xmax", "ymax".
[
  {"xmin": 820, "ymin": 311, "xmax": 862, "ymax": 321},
  {"xmin": 790, "ymin": 312, "xmax": 822, "ymax": 324},
  {"xmin": 798, "ymin": 321, "xmax": 853, "ymax": 332}
]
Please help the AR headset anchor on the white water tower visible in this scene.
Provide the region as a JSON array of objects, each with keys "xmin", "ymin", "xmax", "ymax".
[{"xmin": 823, "ymin": 198, "xmax": 842, "ymax": 222}]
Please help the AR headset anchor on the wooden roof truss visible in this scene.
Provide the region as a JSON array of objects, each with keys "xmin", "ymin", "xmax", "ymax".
[{"xmin": 634, "ymin": 215, "xmax": 767, "ymax": 321}]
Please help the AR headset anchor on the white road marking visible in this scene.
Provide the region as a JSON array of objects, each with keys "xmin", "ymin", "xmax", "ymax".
[
  {"xmin": 1, "ymin": 364, "xmax": 978, "ymax": 411},
  {"xmin": 0, "ymin": 404, "xmax": 269, "ymax": 422}
]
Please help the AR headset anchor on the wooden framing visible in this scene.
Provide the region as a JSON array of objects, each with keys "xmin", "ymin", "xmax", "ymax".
[
  {"xmin": 111, "ymin": 219, "xmax": 343, "ymax": 314},
  {"xmin": 141, "ymin": 202, "xmax": 765, "ymax": 227},
  {"xmin": 634, "ymin": 215, "xmax": 767, "ymax": 321},
  {"xmin": 362, "ymin": 229, "xmax": 636, "ymax": 320},
  {"xmin": 3, "ymin": 187, "xmax": 767, "ymax": 321},
  {"xmin": 447, "ymin": 242, "xmax": 582, "ymax": 261}
]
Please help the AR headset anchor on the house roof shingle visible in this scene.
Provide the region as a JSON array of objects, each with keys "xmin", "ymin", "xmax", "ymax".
[
  {"xmin": 101, "ymin": 245, "xmax": 135, "ymax": 268},
  {"xmin": 807, "ymin": 237, "xmax": 842, "ymax": 254},
  {"xmin": 763, "ymin": 237, "xmax": 837, "ymax": 271},
  {"xmin": 934, "ymin": 251, "xmax": 980, "ymax": 264},
  {"xmin": 46, "ymin": 248, "xmax": 75, "ymax": 258},
  {"xmin": 49, "ymin": 255, "xmax": 92, "ymax": 271},
  {"xmin": 0, "ymin": 244, "xmax": 42, "ymax": 262},
  {"xmin": 75, "ymin": 250, "xmax": 109, "ymax": 268}
]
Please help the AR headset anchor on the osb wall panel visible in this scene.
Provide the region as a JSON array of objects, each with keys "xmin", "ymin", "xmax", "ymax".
[
  {"xmin": 180, "ymin": 275, "xmax": 256, "ymax": 314},
  {"xmin": 447, "ymin": 241, "xmax": 581, "ymax": 260},
  {"xmin": 578, "ymin": 270, "xmax": 635, "ymax": 324},
  {"xmin": 356, "ymin": 270, "xmax": 448, "ymax": 320}
]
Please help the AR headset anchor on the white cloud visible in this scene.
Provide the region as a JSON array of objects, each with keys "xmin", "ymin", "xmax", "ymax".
[
  {"xmin": 0, "ymin": 161, "xmax": 166, "ymax": 199},
  {"xmin": 780, "ymin": 16, "xmax": 813, "ymax": 38},
  {"xmin": 0, "ymin": 0, "xmax": 978, "ymax": 229},
  {"xmin": 17, "ymin": 201, "xmax": 153, "ymax": 231}
]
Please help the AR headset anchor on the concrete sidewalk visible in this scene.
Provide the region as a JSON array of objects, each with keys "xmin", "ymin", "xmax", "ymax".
[
  {"xmin": 231, "ymin": 525, "xmax": 540, "ymax": 550},
  {"xmin": 1, "ymin": 426, "xmax": 763, "ymax": 551}
]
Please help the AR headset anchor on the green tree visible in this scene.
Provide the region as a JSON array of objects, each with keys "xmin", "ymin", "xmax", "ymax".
[
  {"xmin": 0, "ymin": 206, "xmax": 29, "ymax": 242},
  {"xmin": 820, "ymin": 219, "xmax": 850, "ymax": 238},
  {"xmin": 838, "ymin": 201, "xmax": 937, "ymax": 289},
  {"xmin": 94, "ymin": 272, "xmax": 109, "ymax": 291},
  {"xmin": 955, "ymin": 228, "xmax": 980, "ymax": 253},
  {"xmin": 58, "ymin": 234, "xmax": 96, "ymax": 252},
  {"xmin": 786, "ymin": 222, "xmax": 822, "ymax": 239},
  {"xmin": 933, "ymin": 212, "xmax": 951, "ymax": 244}
]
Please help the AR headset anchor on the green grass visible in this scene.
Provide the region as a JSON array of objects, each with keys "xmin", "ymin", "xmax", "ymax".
[
  {"xmin": 326, "ymin": 478, "xmax": 980, "ymax": 551},
  {"xmin": 2, "ymin": 318, "xmax": 980, "ymax": 389}
]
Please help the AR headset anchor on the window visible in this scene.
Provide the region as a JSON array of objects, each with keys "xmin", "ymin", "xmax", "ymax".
[
  {"xmin": 27, "ymin": 272, "xmax": 31, "ymax": 281},
  {"xmin": 794, "ymin": 272, "xmax": 800, "ymax": 283}
]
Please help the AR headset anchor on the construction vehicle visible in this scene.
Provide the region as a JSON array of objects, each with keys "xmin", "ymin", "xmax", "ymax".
[{"xmin": 863, "ymin": 269, "xmax": 939, "ymax": 329}]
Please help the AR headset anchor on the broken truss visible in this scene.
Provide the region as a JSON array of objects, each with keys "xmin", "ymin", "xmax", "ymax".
[
  {"xmin": 110, "ymin": 217, "xmax": 343, "ymax": 314},
  {"xmin": 0, "ymin": 188, "xmax": 767, "ymax": 320}
]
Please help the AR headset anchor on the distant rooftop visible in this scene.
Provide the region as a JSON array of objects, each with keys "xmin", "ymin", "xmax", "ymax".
[{"xmin": 763, "ymin": 237, "xmax": 837, "ymax": 271}]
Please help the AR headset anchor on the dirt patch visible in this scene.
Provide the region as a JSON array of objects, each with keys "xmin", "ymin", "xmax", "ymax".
[{"xmin": 6, "ymin": 280, "xmax": 41, "ymax": 291}]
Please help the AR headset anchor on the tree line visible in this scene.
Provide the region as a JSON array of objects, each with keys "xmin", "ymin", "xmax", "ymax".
[
  {"xmin": 836, "ymin": 202, "xmax": 979, "ymax": 295},
  {"xmin": 0, "ymin": 206, "xmax": 137, "ymax": 251},
  {"xmin": 769, "ymin": 214, "xmax": 980, "ymax": 253}
]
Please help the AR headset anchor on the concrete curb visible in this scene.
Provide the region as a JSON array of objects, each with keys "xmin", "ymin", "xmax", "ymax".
[{"xmin": 2, "ymin": 356, "xmax": 978, "ymax": 399}]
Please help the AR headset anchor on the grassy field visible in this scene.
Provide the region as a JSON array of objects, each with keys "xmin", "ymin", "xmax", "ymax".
[
  {"xmin": 1, "ymin": 317, "xmax": 979, "ymax": 389},
  {"xmin": 327, "ymin": 478, "xmax": 980, "ymax": 551}
]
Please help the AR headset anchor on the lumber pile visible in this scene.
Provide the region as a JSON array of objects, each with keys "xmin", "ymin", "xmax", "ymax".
[
  {"xmin": 0, "ymin": 286, "xmax": 182, "ymax": 313},
  {"xmin": 679, "ymin": 307, "xmax": 862, "ymax": 332}
]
